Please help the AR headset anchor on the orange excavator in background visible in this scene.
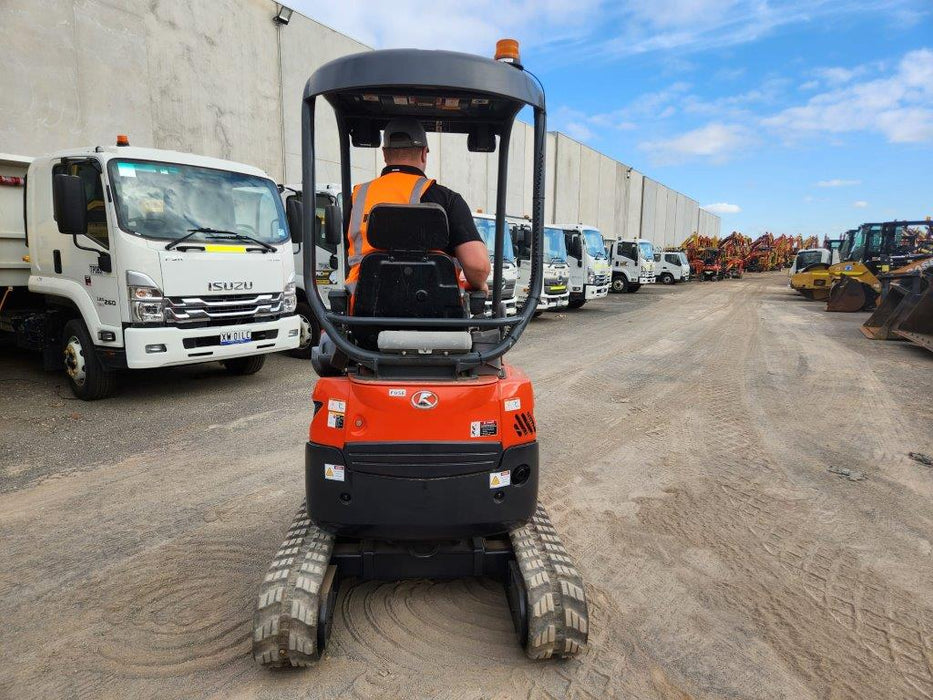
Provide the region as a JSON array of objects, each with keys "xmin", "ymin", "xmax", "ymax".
[
  {"xmin": 744, "ymin": 233, "xmax": 774, "ymax": 272},
  {"xmin": 718, "ymin": 231, "xmax": 750, "ymax": 278}
]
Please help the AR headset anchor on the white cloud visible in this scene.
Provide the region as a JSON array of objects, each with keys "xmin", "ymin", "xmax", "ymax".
[
  {"xmin": 639, "ymin": 122, "xmax": 755, "ymax": 164},
  {"xmin": 853, "ymin": 200, "xmax": 869, "ymax": 208},
  {"xmin": 762, "ymin": 48, "xmax": 933, "ymax": 144},
  {"xmin": 816, "ymin": 179, "xmax": 862, "ymax": 187},
  {"xmin": 704, "ymin": 202, "xmax": 742, "ymax": 214}
]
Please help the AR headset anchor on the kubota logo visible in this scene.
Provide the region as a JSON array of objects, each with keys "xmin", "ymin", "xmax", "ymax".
[{"xmin": 411, "ymin": 390, "xmax": 438, "ymax": 410}]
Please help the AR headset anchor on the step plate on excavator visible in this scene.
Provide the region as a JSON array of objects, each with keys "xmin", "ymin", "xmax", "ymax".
[{"xmin": 252, "ymin": 502, "xmax": 589, "ymax": 667}]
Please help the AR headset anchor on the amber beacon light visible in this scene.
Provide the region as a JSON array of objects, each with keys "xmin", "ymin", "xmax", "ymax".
[
  {"xmin": 116, "ymin": 134, "xmax": 130, "ymax": 147},
  {"xmin": 494, "ymin": 39, "xmax": 522, "ymax": 68}
]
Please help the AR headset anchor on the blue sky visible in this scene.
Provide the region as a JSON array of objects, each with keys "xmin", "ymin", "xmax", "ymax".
[{"xmin": 293, "ymin": 0, "xmax": 932, "ymax": 237}]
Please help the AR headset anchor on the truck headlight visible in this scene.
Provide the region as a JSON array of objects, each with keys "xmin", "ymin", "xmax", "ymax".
[
  {"xmin": 587, "ymin": 271, "xmax": 596, "ymax": 284},
  {"xmin": 283, "ymin": 281, "xmax": 297, "ymax": 313},
  {"xmin": 127, "ymin": 271, "xmax": 165, "ymax": 323}
]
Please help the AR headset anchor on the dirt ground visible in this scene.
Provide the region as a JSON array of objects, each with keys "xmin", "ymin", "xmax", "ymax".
[{"xmin": 1, "ymin": 272, "xmax": 931, "ymax": 699}]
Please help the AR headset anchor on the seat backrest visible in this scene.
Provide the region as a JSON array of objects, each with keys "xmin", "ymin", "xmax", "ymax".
[
  {"xmin": 352, "ymin": 203, "xmax": 466, "ymax": 348},
  {"xmin": 367, "ymin": 203, "xmax": 449, "ymax": 251}
]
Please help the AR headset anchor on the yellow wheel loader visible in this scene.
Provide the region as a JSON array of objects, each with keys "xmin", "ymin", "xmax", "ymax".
[
  {"xmin": 826, "ymin": 221, "xmax": 932, "ymax": 312},
  {"xmin": 790, "ymin": 229, "xmax": 853, "ymax": 300}
]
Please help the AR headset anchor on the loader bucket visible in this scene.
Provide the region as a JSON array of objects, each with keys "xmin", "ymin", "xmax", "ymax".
[
  {"xmin": 861, "ymin": 280, "xmax": 911, "ymax": 339},
  {"xmin": 893, "ymin": 278, "xmax": 933, "ymax": 353},
  {"xmin": 826, "ymin": 277, "xmax": 873, "ymax": 312}
]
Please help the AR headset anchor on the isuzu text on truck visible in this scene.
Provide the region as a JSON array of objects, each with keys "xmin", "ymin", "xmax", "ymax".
[
  {"xmin": 0, "ymin": 141, "xmax": 300, "ymax": 399},
  {"xmin": 559, "ymin": 224, "xmax": 610, "ymax": 308}
]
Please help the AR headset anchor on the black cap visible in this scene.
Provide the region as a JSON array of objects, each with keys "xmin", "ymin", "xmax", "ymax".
[{"xmin": 383, "ymin": 118, "xmax": 427, "ymax": 148}]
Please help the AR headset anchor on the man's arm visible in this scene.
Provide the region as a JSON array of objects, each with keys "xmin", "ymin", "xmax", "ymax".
[
  {"xmin": 453, "ymin": 240, "xmax": 491, "ymax": 292},
  {"xmin": 443, "ymin": 190, "xmax": 490, "ymax": 292}
]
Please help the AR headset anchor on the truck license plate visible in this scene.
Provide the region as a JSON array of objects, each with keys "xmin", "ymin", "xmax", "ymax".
[{"xmin": 220, "ymin": 330, "xmax": 252, "ymax": 345}]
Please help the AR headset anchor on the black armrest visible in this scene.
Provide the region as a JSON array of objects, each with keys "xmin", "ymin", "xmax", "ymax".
[
  {"xmin": 328, "ymin": 288, "xmax": 348, "ymax": 315},
  {"xmin": 468, "ymin": 290, "xmax": 487, "ymax": 317}
]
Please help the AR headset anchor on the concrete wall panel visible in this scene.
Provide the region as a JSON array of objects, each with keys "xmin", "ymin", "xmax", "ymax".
[{"xmin": 0, "ymin": 0, "xmax": 720, "ymax": 237}]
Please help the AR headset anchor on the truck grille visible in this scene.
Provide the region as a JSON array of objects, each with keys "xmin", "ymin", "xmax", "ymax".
[
  {"xmin": 593, "ymin": 273, "xmax": 610, "ymax": 285},
  {"xmin": 501, "ymin": 279, "xmax": 516, "ymax": 297},
  {"xmin": 164, "ymin": 292, "xmax": 284, "ymax": 326}
]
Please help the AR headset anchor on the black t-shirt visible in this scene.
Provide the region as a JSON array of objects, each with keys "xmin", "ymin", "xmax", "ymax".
[{"xmin": 349, "ymin": 165, "xmax": 482, "ymax": 254}]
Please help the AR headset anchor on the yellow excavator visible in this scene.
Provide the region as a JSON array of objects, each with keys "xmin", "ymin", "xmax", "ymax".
[
  {"xmin": 790, "ymin": 229, "xmax": 854, "ymax": 300},
  {"xmin": 826, "ymin": 220, "xmax": 933, "ymax": 312}
]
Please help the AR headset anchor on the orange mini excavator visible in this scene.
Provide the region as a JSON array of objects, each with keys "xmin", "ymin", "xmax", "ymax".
[{"xmin": 252, "ymin": 41, "xmax": 589, "ymax": 668}]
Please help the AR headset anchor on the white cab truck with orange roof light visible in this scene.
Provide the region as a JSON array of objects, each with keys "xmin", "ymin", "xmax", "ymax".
[{"xmin": 0, "ymin": 143, "xmax": 300, "ymax": 399}]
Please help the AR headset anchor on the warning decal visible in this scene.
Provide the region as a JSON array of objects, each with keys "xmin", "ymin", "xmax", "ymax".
[
  {"xmin": 489, "ymin": 470, "xmax": 511, "ymax": 489},
  {"xmin": 328, "ymin": 399, "xmax": 346, "ymax": 413},
  {"xmin": 470, "ymin": 420, "xmax": 498, "ymax": 438},
  {"xmin": 327, "ymin": 411, "xmax": 344, "ymax": 429},
  {"xmin": 504, "ymin": 398, "xmax": 521, "ymax": 412},
  {"xmin": 324, "ymin": 463, "xmax": 345, "ymax": 482}
]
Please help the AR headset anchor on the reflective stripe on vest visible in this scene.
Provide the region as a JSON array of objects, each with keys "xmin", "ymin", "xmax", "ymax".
[{"xmin": 345, "ymin": 173, "xmax": 435, "ymax": 291}]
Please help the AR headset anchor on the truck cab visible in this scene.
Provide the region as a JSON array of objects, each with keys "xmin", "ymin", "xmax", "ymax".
[
  {"xmin": 558, "ymin": 224, "xmax": 610, "ymax": 308},
  {"xmin": 509, "ymin": 219, "xmax": 570, "ymax": 313},
  {"xmin": 609, "ymin": 238, "xmax": 655, "ymax": 292},
  {"xmin": 653, "ymin": 251, "xmax": 690, "ymax": 284},
  {"xmin": 1, "ymin": 144, "xmax": 300, "ymax": 399},
  {"xmin": 472, "ymin": 213, "xmax": 519, "ymax": 316},
  {"xmin": 281, "ymin": 183, "xmax": 344, "ymax": 357}
]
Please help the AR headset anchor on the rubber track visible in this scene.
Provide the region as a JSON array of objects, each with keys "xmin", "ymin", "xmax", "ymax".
[
  {"xmin": 510, "ymin": 503, "xmax": 589, "ymax": 659},
  {"xmin": 252, "ymin": 502, "xmax": 335, "ymax": 668}
]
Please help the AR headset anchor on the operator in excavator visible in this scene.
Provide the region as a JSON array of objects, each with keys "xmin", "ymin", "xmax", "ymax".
[{"xmin": 344, "ymin": 118, "xmax": 490, "ymax": 303}]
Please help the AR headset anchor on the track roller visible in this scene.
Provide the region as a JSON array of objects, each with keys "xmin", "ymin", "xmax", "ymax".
[
  {"xmin": 252, "ymin": 502, "xmax": 337, "ymax": 668},
  {"xmin": 508, "ymin": 504, "xmax": 589, "ymax": 659}
]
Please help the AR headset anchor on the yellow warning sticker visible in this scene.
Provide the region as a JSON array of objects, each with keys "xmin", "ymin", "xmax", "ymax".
[
  {"xmin": 489, "ymin": 470, "xmax": 511, "ymax": 489},
  {"xmin": 324, "ymin": 463, "xmax": 345, "ymax": 482},
  {"xmin": 204, "ymin": 244, "xmax": 247, "ymax": 253}
]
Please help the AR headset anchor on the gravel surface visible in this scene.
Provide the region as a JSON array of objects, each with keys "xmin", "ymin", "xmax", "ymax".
[{"xmin": 1, "ymin": 272, "xmax": 931, "ymax": 699}]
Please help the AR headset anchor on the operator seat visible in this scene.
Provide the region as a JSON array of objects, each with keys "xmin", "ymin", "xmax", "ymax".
[{"xmin": 351, "ymin": 203, "xmax": 467, "ymax": 349}]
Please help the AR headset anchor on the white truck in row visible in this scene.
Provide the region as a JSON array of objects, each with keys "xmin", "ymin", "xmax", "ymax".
[
  {"xmin": 608, "ymin": 238, "xmax": 656, "ymax": 292},
  {"xmin": 653, "ymin": 251, "xmax": 691, "ymax": 284},
  {"xmin": 0, "ymin": 141, "xmax": 300, "ymax": 399}
]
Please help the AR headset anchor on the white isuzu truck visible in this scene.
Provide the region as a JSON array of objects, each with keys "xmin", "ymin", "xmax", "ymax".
[
  {"xmin": 0, "ymin": 143, "xmax": 300, "ymax": 399},
  {"xmin": 281, "ymin": 183, "xmax": 344, "ymax": 358},
  {"xmin": 608, "ymin": 237, "xmax": 656, "ymax": 293},
  {"xmin": 472, "ymin": 213, "xmax": 519, "ymax": 316},
  {"xmin": 558, "ymin": 224, "xmax": 610, "ymax": 308},
  {"xmin": 653, "ymin": 250, "xmax": 691, "ymax": 284},
  {"xmin": 508, "ymin": 218, "xmax": 570, "ymax": 314}
]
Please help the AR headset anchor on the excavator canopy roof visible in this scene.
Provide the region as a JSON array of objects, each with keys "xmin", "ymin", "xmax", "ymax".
[{"xmin": 304, "ymin": 49, "xmax": 544, "ymax": 137}]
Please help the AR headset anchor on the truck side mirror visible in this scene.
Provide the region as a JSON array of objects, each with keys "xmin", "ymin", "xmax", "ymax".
[
  {"xmin": 286, "ymin": 197, "xmax": 302, "ymax": 244},
  {"xmin": 570, "ymin": 237, "xmax": 583, "ymax": 261},
  {"xmin": 324, "ymin": 204, "xmax": 342, "ymax": 246},
  {"xmin": 97, "ymin": 252, "xmax": 112, "ymax": 273},
  {"xmin": 52, "ymin": 174, "xmax": 87, "ymax": 236}
]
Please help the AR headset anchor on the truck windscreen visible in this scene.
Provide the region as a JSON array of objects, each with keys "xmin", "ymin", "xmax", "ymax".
[
  {"xmin": 583, "ymin": 229, "xmax": 607, "ymax": 258},
  {"xmin": 639, "ymin": 241, "xmax": 654, "ymax": 261},
  {"xmin": 108, "ymin": 159, "xmax": 288, "ymax": 245},
  {"xmin": 544, "ymin": 227, "xmax": 568, "ymax": 263},
  {"xmin": 473, "ymin": 217, "xmax": 515, "ymax": 261}
]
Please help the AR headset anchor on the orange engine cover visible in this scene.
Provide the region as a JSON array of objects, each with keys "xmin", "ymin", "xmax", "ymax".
[{"xmin": 310, "ymin": 363, "xmax": 536, "ymax": 449}]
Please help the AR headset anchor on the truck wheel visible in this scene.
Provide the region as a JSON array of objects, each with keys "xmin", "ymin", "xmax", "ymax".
[
  {"xmin": 659, "ymin": 272, "xmax": 674, "ymax": 285},
  {"xmin": 62, "ymin": 318, "xmax": 116, "ymax": 400},
  {"xmin": 611, "ymin": 275, "xmax": 627, "ymax": 293},
  {"xmin": 567, "ymin": 299, "xmax": 586, "ymax": 309},
  {"xmin": 288, "ymin": 301, "xmax": 319, "ymax": 359},
  {"xmin": 222, "ymin": 355, "xmax": 266, "ymax": 375}
]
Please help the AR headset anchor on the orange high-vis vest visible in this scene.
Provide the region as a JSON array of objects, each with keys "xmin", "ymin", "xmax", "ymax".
[{"xmin": 345, "ymin": 172, "xmax": 435, "ymax": 299}]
